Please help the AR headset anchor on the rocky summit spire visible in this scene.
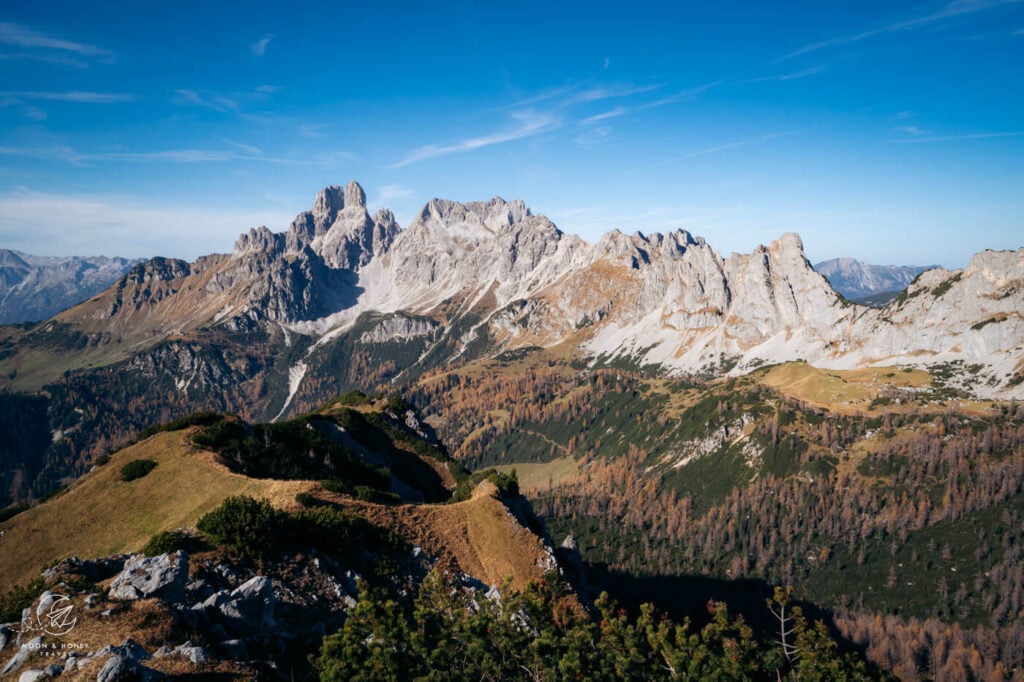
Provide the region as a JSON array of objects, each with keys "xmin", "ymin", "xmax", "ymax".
[
  {"xmin": 312, "ymin": 185, "xmax": 346, "ymax": 225},
  {"xmin": 344, "ymin": 180, "xmax": 366, "ymax": 208}
]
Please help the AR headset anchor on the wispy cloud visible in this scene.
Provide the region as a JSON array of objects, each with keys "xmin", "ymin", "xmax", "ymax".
[
  {"xmin": 571, "ymin": 83, "xmax": 662, "ymax": 104},
  {"xmin": 392, "ymin": 110, "xmax": 560, "ymax": 167},
  {"xmin": 0, "ymin": 22, "xmax": 112, "ymax": 58},
  {"xmin": 90, "ymin": 150, "xmax": 244, "ymax": 163},
  {"xmin": 410, "ymin": 76, "xmax": 710, "ymax": 162},
  {"xmin": 0, "ymin": 144, "xmax": 316, "ymax": 166},
  {"xmin": 888, "ymin": 130, "xmax": 1024, "ymax": 143},
  {"xmin": 572, "ymin": 81, "xmax": 721, "ymax": 139},
  {"xmin": 0, "ymin": 90, "xmax": 133, "ymax": 103},
  {"xmin": 219, "ymin": 138, "xmax": 264, "ymax": 156},
  {"xmin": 173, "ymin": 85, "xmax": 280, "ymax": 114},
  {"xmin": 19, "ymin": 105, "xmax": 47, "ymax": 121},
  {"xmin": 635, "ymin": 81, "xmax": 723, "ymax": 110},
  {"xmin": 740, "ymin": 66, "xmax": 825, "ymax": 84},
  {"xmin": 655, "ymin": 130, "xmax": 801, "ymax": 166},
  {"xmin": 783, "ymin": 0, "xmax": 1024, "ymax": 60},
  {"xmin": 298, "ymin": 123, "xmax": 327, "ymax": 138},
  {"xmin": 0, "ymin": 144, "xmax": 83, "ymax": 165},
  {"xmin": 893, "ymin": 125, "xmax": 929, "ymax": 136},
  {"xmin": 506, "ymin": 81, "xmax": 662, "ymax": 111},
  {"xmin": 575, "ymin": 126, "xmax": 612, "ymax": 146},
  {"xmin": 659, "ymin": 141, "xmax": 745, "ymax": 165},
  {"xmin": 0, "ymin": 52, "xmax": 88, "ymax": 69},
  {"xmin": 368, "ymin": 184, "xmax": 416, "ymax": 211},
  {"xmin": 251, "ymin": 34, "xmax": 274, "ymax": 57},
  {"xmin": 580, "ymin": 107, "xmax": 627, "ymax": 125},
  {"xmin": 173, "ymin": 89, "xmax": 239, "ymax": 113},
  {"xmin": 504, "ymin": 83, "xmax": 580, "ymax": 109}
]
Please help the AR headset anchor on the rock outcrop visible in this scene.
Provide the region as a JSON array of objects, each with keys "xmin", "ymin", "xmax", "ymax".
[{"xmin": 109, "ymin": 551, "xmax": 189, "ymax": 601}]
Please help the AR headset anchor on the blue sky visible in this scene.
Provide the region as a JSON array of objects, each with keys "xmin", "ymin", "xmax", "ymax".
[{"xmin": 0, "ymin": 0, "xmax": 1022, "ymax": 267}]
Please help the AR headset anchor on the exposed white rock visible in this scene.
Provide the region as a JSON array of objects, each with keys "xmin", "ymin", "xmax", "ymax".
[{"xmin": 109, "ymin": 551, "xmax": 189, "ymax": 601}]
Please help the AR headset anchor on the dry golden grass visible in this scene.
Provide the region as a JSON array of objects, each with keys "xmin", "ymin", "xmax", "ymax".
[
  {"xmin": 493, "ymin": 457, "xmax": 578, "ymax": 491},
  {"xmin": 757, "ymin": 361, "xmax": 931, "ymax": 413},
  {"xmin": 5, "ymin": 591, "xmax": 258, "ymax": 680},
  {"xmin": 0, "ymin": 430, "xmax": 315, "ymax": 591},
  {"xmin": 2, "ymin": 596, "xmax": 174, "ymax": 681},
  {"xmin": 332, "ymin": 481, "xmax": 552, "ymax": 592}
]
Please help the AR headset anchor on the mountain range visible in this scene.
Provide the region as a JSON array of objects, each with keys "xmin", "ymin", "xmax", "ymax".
[
  {"xmin": 0, "ymin": 180, "xmax": 1018, "ymax": 507},
  {"xmin": 814, "ymin": 257, "xmax": 937, "ymax": 304},
  {"xmin": 2, "ymin": 181, "xmax": 1021, "ymax": 405},
  {"xmin": 0, "ymin": 250, "xmax": 143, "ymax": 325}
]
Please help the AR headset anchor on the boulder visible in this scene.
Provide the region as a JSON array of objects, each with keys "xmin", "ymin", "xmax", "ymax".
[
  {"xmin": 2, "ymin": 636, "xmax": 41, "ymax": 675},
  {"xmin": 0, "ymin": 623, "xmax": 13, "ymax": 653},
  {"xmin": 201, "ymin": 576, "xmax": 275, "ymax": 636},
  {"xmin": 109, "ymin": 551, "xmax": 189, "ymax": 601},
  {"xmin": 154, "ymin": 641, "xmax": 208, "ymax": 664},
  {"xmin": 217, "ymin": 639, "xmax": 248, "ymax": 660},
  {"xmin": 42, "ymin": 555, "xmax": 128, "ymax": 583},
  {"xmin": 17, "ymin": 666, "xmax": 62, "ymax": 682},
  {"xmin": 94, "ymin": 639, "xmax": 153, "ymax": 682},
  {"xmin": 96, "ymin": 655, "xmax": 135, "ymax": 682}
]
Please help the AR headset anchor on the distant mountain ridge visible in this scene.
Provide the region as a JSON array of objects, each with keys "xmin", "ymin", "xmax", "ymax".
[
  {"xmin": 814, "ymin": 257, "xmax": 936, "ymax": 302},
  {"xmin": 0, "ymin": 249, "xmax": 143, "ymax": 324},
  {"xmin": 2, "ymin": 181, "xmax": 1022, "ymax": 406}
]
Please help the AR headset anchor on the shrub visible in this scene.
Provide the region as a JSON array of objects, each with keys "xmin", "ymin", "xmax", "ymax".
[
  {"xmin": 143, "ymin": 529, "xmax": 195, "ymax": 556},
  {"xmin": 0, "ymin": 503, "xmax": 29, "ymax": 524},
  {"xmin": 354, "ymin": 485, "xmax": 401, "ymax": 504},
  {"xmin": 331, "ymin": 390, "xmax": 372, "ymax": 407},
  {"xmin": 120, "ymin": 459, "xmax": 158, "ymax": 482},
  {"xmin": 289, "ymin": 506, "xmax": 357, "ymax": 555},
  {"xmin": 138, "ymin": 411, "xmax": 224, "ymax": 439},
  {"xmin": 0, "ymin": 577, "xmax": 45, "ymax": 623},
  {"xmin": 196, "ymin": 495, "xmax": 283, "ymax": 560},
  {"xmin": 450, "ymin": 468, "xmax": 520, "ymax": 502},
  {"xmin": 386, "ymin": 394, "xmax": 413, "ymax": 414}
]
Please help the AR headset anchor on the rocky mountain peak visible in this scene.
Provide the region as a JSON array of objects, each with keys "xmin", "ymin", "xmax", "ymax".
[
  {"xmin": 233, "ymin": 226, "xmax": 284, "ymax": 256},
  {"xmin": 312, "ymin": 185, "xmax": 346, "ymax": 224},
  {"xmin": 270, "ymin": 181, "xmax": 392, "ymax": 269},
  {"xmin": 344, "ymin": 180, "xmax": 366, "ymax": 208},
  {"xmin": 415, "ymin": 196, "xmax": 535, "ymax": 238}
]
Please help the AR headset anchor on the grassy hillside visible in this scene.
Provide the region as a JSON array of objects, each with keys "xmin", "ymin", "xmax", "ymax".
[
  {"xmin": 0, "ymin": 397, "xmax": 556, "ymax": 596},
  {"xmin": 0, "ymin": 429, "xmax": 313, "ymax": 590}
]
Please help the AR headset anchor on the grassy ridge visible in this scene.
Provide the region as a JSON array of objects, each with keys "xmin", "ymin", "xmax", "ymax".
[{"xmin": 0, "ymin": 429, "xmax": 313, "ymax": 590}]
